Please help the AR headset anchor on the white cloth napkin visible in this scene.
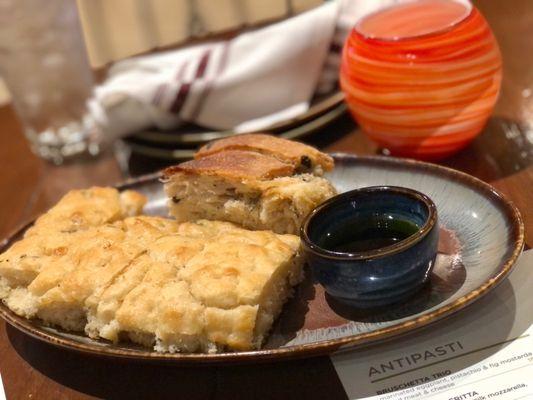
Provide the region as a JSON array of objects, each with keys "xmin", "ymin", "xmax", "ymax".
[{"xmin": 90, "ymin": 0, "xmax": 397, "ymax": 139}]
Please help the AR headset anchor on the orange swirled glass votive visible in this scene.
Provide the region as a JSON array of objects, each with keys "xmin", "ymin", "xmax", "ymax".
[{"xmin": 340, "ymin": 0, "xmax": 502, "ymax": 160}]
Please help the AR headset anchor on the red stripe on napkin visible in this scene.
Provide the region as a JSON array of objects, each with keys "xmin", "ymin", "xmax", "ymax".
[
  {"xmin": 152, "ymin": 61, "xmax": 189, "ymax": 106},
  {"xmin": 196, "ymin": 50, "xmax": 210, "ymax": 79},
  {"xmin": 169, "ymin": 83, "xmax": 191, "ymax": 114},
  {"xmin": 188, "ymin": 43, "xmax": 231, "ymax": 121},
  {"xmin": 170, "ymin": 50, "xmax": 211, "ymax": 114}
]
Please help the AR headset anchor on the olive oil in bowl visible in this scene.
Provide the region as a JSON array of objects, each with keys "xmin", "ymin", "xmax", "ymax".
[{"xmin": 320, "ymin": 215, "xmax": 420, "ymax": 254}]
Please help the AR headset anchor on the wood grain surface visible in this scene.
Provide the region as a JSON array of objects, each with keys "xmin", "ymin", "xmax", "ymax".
[{"xmin": 0, "ymin": 1, "xmax": 532, "ymax": 399}]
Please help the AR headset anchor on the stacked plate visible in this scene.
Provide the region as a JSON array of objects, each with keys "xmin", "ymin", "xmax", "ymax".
[{"xmin": 122, "ymin": 92, "xmax": 345, "ymax": 162}]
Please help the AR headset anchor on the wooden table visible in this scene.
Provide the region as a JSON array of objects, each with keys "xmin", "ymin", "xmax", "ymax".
[{"xmin": 0, "ymin": 1, "xmax": 532, "ymax": 399}]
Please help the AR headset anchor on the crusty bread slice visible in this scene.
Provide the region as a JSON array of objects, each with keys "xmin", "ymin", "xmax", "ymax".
[
  {"xmin": 163, "ymin": 151, "xmax": 336, "ymax": 235},
  {"xmin": 196, "ymin": 133, "xmax": 334, "ymax": 175},
  {"xmin": 0, "ymin": 188, "xmax": 146, "ymax": 301},
  {"xmin": 165, "ymin": 150, "xmax": 296, "ymax": 181}
]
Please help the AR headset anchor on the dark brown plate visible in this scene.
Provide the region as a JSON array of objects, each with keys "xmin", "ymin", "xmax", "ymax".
[
  {"xmin": 130, "ymin": 92, "xmax": 345, "ymax": 147},
  {"xmin": 0, "ymin": 154, "xmax": 524, "ymax": 364},
  {"xmin": 124, "ymin": 100, "xmax": 347, "ymax": 162}
]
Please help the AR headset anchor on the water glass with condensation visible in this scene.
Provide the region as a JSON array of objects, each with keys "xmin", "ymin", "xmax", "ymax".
[{"xmin": 0, "ymin": 0, "xmax": 104, "ymax": 164}]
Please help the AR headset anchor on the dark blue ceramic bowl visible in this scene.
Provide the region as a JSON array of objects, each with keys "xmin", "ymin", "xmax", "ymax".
[{"xmin": 301, "ymin": 186, "xmax": 438, "ymax": 308}]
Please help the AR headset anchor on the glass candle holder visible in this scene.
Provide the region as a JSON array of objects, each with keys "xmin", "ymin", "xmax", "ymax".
[{"xmin": 340, "ymin": 0, "xmax": 502, "ymax": 160}]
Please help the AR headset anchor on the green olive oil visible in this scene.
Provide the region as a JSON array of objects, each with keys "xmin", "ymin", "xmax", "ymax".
[{"xmin": 320, "ymin": 215, "xmax": 420, "ymax": 253}]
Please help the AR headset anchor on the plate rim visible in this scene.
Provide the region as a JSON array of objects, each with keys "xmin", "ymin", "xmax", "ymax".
[{"xmin": 0, "ymin": 154, "xmax": 524, "ymax": 364}]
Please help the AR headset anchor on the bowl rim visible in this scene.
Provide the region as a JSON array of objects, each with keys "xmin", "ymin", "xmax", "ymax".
[{"xmin": 300, "ymin": 185, "xmax": 438, "ymax": 261}]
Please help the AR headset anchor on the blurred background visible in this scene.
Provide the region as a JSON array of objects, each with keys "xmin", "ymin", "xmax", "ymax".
[{"xmin": 0, "ymin": 0, "xmax": 345, "ymax": 166}]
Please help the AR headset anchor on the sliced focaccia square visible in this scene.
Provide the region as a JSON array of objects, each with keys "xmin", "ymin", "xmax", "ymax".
[
  {"xmin": 163, "ymin": 150, "xmax": 336, "ymax": 235},
  {"xmin": 0, "ymin": 188, "xmax": 146, "ymax": 304},
  {"xmin": 87, "ymin": 220, "xmax": 303, "ymax": 352},
  {"xmin": 3, "ymin": 216, "xmax": 176, "ymax": 331},
  {"xmin": 1, "ymin": 185, "xmax": 306, "ymax": 353}
]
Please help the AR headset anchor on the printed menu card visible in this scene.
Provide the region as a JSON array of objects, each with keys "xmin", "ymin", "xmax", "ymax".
[{"xmin": 332, "ymin": 250, "xmax": 533, "ymax": 399}]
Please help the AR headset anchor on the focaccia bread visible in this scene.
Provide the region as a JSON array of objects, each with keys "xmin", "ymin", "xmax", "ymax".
[
  {"xmin": 163, "ymin": 136, "xmax": 337, "ymax": 235},
  {"xmin": 0, "ymin": 187, "xmax": 147, "ymax": 300},
  {"xmin": 24, "ymin": 187, "xmax": 146, "ymax": 237},
  {"xmin": 87, "ymin": 219, "xmax": 303, "ymax": 352},
  {"xmin": 196, "ymin": 133, "xmax": 334, "ymax": 175},
  {"xmin": 0, "ymin": 189, "xmax": 304, "ymax": 353}
]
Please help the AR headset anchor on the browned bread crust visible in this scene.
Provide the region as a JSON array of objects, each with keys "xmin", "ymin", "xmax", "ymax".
[
  {"xmin": 163, "ymin": 150, "xmax": 295, "ymax": 181},
  {"xmin": 195, "ymin": 134, "xmax": 334, "ymax": 172}
]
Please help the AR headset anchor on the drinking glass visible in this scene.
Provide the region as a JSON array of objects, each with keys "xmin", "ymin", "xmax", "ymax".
[
  {"xmin": 340, "ymin": 0, "xmax": 502, "ymax": 160},
  {"xmin": 0, "ymin": 0, "xmax": 103, "ymax": 164}
]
